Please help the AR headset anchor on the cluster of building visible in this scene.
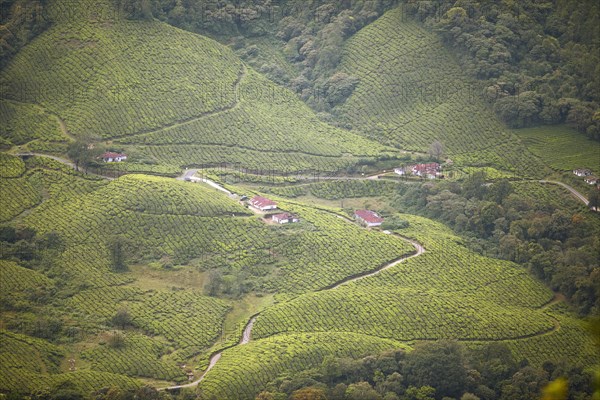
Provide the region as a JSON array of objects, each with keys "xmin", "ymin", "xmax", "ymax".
[
  {"xmin": 247, "ymin": 196, "xmax": 385, "ymax": 228},
  {"xmin": 394, "ymin": 162, "xmax": 442, "ymax": 179},
  {"xmin": 248, "ymin": 196, "xmax": 300, "ymax": 224},
  {"xmin": 573, "ymin": 168, "xmax": 599, "ymax": 186}
]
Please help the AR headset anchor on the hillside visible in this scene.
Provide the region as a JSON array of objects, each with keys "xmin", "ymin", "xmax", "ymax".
[
  {"xmin": 335, "ymin": 7, "xmax": 547, "ymax": 177},
  {"xmin": 0, "ymin": 0, "xmax": 399, "ymax": 173},
  {"xmin": 0, "ymin": 156, "xmax": 416, "ymax": 390}
]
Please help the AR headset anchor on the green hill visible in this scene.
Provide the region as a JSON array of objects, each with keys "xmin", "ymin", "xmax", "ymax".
[
  {"xmin": 335, "ymin": 7, "xmax": 547, "ymax": 177},
  {"xmin": 0, "ymin": 0, "xmax": 398, "ymax": 172}
]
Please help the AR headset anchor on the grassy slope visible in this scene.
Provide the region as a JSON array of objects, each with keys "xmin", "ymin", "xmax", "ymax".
[
  {"xmin": 0, "ymin": 0, "xmax": 397, "ymax": 172},
  {"xmin": 201, "ymin": 213, "xmax": 597, "ymax": 399},
  {"xmin": 0, "ymin": 157, "xmax": 412, "ymax": 389},
  {"xmin": 336, "ymin": 7, "xmax": 547, "ymax": 177},
  {"xmin": 513, "ymin": 125, "xmax": 600, "ymax": 174}
]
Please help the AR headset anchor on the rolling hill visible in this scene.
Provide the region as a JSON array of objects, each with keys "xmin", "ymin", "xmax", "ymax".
[
  {"xmin": 0, "ymin": 0, "xmax": 399, "ymax": 173},
  {"xmin": 335, "ymin": 7, "xmax": 548, "ymax": 177}
]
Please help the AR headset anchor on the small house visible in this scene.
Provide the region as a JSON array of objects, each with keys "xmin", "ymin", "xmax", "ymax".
[
  {"xmin": 354, "ymin": 210, "xmax": 384, "ymax": 227},
  {"xmin": 272, "ymin": 213, "xmax": 299, "ymax": 224},
  {"xmin": 102, "ymin": 152, "xmax": 127, "ymax": 162},
  {"xmin": 584, "ymin": 176, "xmax": 599, "ymax": 185},
  {"xmin": 249, "ymin": 195, "xmax": 277, "ymax": 211},
  {"xmin": 394, "ymin": 167, "xmax": 407, "ymax": 175},
  {"xmin": 412, "ymin": 163, "xmax": 441, "ymax": 179},
  {"xmin": 573, "ymin": 168, "xmax": 592, "ymax": 177}
]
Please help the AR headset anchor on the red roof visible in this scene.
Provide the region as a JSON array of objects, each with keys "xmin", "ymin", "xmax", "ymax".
[
  {"xmin": 250, "ymin": 195, "xmax": 277, "ymax": 208},
  {"xmin": 102, "ymin": 152, "xmax": 127, "ymax": 158},
  {"xmin": 413, "ymin": 163, "xmax": 440, "ymax": 172},
  {"xmin": 272, "ymin": 213, "xmax": 297, "ymax": 221},
  {"xmin": 354, "ymin": 210, "xmax": 383, "ymax": 224}
]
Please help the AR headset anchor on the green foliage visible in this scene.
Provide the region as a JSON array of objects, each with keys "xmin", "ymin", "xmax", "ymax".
[
  {"xmin": 198, "ymin": 332, "xmax": 405, "ymax": 400},
  {"xmin": 411, "ymin": 0, "xmax": 600, "ymax": 137},
  {"xmin": 0, "ymin": 101, "xmax": 66, "ymax": 147},
  {"xmin": 514, "ymin": 125, "xmax": 600, "ymax": 173},
  {"xmin": 0, "ymin": 153, "xmax": 26, "ymax": 177},
  {"xmin": 1, "ymin": 0, "xmax": 241, "ymax": 139},
  {"xmin": 0, "ymin": 174, "xmax": 41, "ymax": 222},
  {"xmin": 336, "ymin": 8, "xmax": 547, "ymax": 177},
  {"xmin": 65, "ymin": 287, "xmax": 230, "ymax": 357},
  {"xmin": 0, "ymin": 330, "xmax": 64, "ymax": 391},
  {"xmin": 81, "ymin": 332, "xmax": 184, "ymax": 381},
  {"xmin": 120, "ymin": 68, "xmax": 397, "ymax": 173}
]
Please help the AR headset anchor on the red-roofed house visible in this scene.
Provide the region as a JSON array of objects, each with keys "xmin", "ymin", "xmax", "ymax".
[
  {"xmin": 102, "ymin": 152, "xmax": 127, "ymax": 162},
  {"xmin": 249, "ymin": 196, "xmax": 277, "ymax": 211},
  {"xmin": 412, "ymin": 163, "xmax": 441, "ymax": 179},
  {"xmin": 272, "ymin": 213, "xmax": 299, "ymax": 224},
  {"xmin": 354, "ymin": 210, "xmax": 384, "ymax": 227}
]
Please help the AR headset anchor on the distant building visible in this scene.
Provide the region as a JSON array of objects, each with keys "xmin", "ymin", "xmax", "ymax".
[
  {"xmin": 394, "ymin": 163, "xmax": 441, "ymax": 179},
  {"xmin": 573, "ymin": 168, "xmax": 592, "ymax": 177},
  {"xmin": 102, "ymin": 152, "xmax": 127, "ymax": 162},
  {"xmin": 412, "ymin": 163, "xmax": 441, "ymax": 179},
  {"xmin": 272, "ymin": 213, "xmax": 299, "ymax": 224},
  {"xmin": 584, "ymin": 176, "xmax": 599, "ymax": 185},
  {"xmin": 394, "ymin": 167, "xmax": 407, "ymax": 175},
  {"xmin": 354, "ymin": 210, "xmax": 384, "ymax": 227},
  {"xmin": 249, "ymin": 195, "xmax": 277, "ymax": 211}
]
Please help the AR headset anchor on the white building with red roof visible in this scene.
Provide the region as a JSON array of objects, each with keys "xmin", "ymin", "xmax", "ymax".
[
  {"xmin": 394, "ymin": 163, "xmax": 441, "ymax": 179},
  {"xmin": 249, "ymin": 195, "xmax": 278, "ymax": 211},
  {"xmin": 354, "ymin": 210, "xmax": 384, "ymax": 227},
  {"xmin": 102, "ymin": 152, "xmax": 127, "ymax": 162},
  {"xmin": 272, "ymin": 213, "xmax": 299, "ymax": 224}
]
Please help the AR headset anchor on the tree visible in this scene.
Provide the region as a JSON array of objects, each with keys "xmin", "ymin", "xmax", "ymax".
[
  {"xmin": 403, "ymin": 341, "xmax": 468, "ymax": 399},
  {"xmin": 205, "ymin": 269, "xmax": 223, "ymax": 296},
  {"xmin": 346, "ymin": 382, "xmax": 381, "ymax": 400},
  {"xmin": 428, "ymin": 140, "xmax": 444, "ymax": 161},
  {"xmin": 109, "ymin": 237, "xmax": 128, "ymax": 272},
  {"xmin": 290, "ymin": 387, "xmax": 327, "ymax": 400},
  {"xmin": 66, "ymin": 135, "xmax": 102, "ymax": 172},
  {"xmin": 111, "ymin": 308, "xmax": 133, "ymax": 330}
]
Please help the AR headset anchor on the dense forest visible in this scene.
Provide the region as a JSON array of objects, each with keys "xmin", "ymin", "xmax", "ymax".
[{"xmin": 253, "ymin": 341, "xmax": 598, "ymax": 400}]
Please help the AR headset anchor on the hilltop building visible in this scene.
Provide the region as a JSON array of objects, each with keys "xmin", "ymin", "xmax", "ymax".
[
  {"xmin": 102, "ymin": 152, "xmax": 127, "ymax": 162},
  {"xmin": 272, "ymin": 213, "xmax": 299, "ymax": 224},
  {"xmin": 249, "ymin": 196, "xmax": 277, "ymax": 211},
  {"xmin": 354, "ymin": 210, "xmax": 383, "ymax": 227}
]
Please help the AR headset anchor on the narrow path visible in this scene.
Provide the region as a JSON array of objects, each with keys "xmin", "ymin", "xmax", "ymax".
[
  {"xmin": 160, "ymin": 181, "xmax": 426, "ymax": 392},
  {"xmin": 539, "ymin": 180, "xmax": 590, "ymax": 207}
]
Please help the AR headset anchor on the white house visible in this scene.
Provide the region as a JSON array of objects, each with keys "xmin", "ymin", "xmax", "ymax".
[
  {"xmin": 272, "ymin": 213, "xmax": 299, "ymax": 224},
  {"xmin": 573, "ymin": 168, "xmax": 592, "ymax": 177},
  {"xmin": 584, "ymin": 176, "xmax": 599, "ymax": 185},
  {"xmin": 249, "ymin": 195, "xmax": 277, "ymax": 211},
  {"xmin": 102, "ymin": 152, "xmax": 127, "ymax": 162}
]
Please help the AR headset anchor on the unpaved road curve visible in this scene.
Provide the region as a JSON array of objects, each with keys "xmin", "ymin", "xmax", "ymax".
[
  {"xmin": 539, "ymin": 180, "xmax": 589, "ymax": 206},
  {"xmin": 329, "ymin": 237, "xmax": 424, "ymax": 290},
  {"xmin": 160, "ymin": 184, "xmax": 425, "ymax": 391}
]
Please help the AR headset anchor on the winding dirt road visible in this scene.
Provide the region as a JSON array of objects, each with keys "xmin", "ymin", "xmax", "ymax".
[{"xmin": 160, "ymin": 180, "xmax": 425, "ymax": 391}]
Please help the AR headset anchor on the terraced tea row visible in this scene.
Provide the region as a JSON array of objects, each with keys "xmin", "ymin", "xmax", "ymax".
[
  {"xmin": 198, "ymin": 332, "xmax": 406, "ymax": 400},
  {"xmin": 0, "ymin": 0, "xmax": 241, "ymax": 139},
  {"xmin": 337, "ymin": 8, "xmax": 547, "ymax": 177},
  {"xmin": 119, "ymin": 69, "xmax": 393, "ymax": 159}
]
